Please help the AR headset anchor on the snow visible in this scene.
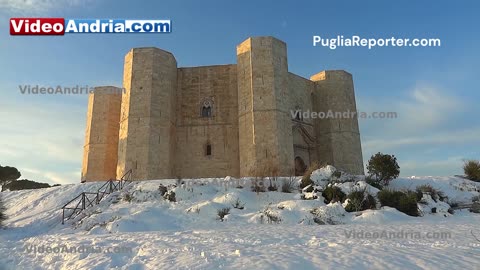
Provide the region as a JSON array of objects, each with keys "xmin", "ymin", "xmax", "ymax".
[
  {"xmin": 1, "ymin": 173, "xmax": 480, "ymax": 269},
  {"xmin": 390, "ymin": 176, "xmax": 480, "ymax": 204}
]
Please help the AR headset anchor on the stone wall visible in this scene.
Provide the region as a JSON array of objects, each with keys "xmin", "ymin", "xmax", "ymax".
[
  {"xmin": 174, "ymin": 65, "xmax": 240, "ymax": 178},
  {"xmin": 236, "ymin": 37, "xmax": 295, "ymax": 177},
  {"xmin": 311, "ymin": 70, "xmax": 364, "ymax": 174},
  {"xmin": 81, "ymin": 87, "xmax": 122, "ymax": 182},
  {"xmin": 117, "ymin": 48, "xmax": 177, "ymax": 180},
  {"xmin": 287, "ymin": 73, "xmax": 317, "ymax": 171}
]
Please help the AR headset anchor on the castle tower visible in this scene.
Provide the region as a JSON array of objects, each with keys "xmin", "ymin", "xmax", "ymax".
[
  {"xmin": 117, "ymin": 48, "xmax": 177, "ymax": 180},
  {"xmin": 81, "ymin": 86, "xmax": 122, "ymax": 182},
  {"xmin": 310, "ymin": 70, "xmax": 364, "ymax": 174},
  {"xmin": 236, "ymin": 37, "xmax": 294, "ymax": 176}
]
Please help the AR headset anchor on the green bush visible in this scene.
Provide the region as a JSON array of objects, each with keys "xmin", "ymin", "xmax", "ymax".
[
  {"xmin": 365, "ymin": 176, "xmax": 383, "ymax": 190},
  {"xmin": 463, "ymin": 160, "xmax": 480, "ymax": 182},
  {"xmin": 344, "ymin": 190, "xmax": 377, "ymax": 212},
  {"xmin": 377, "ymin": 189, "xmax": 419, "ymax": 216},
  {"xmin": 322, "ymin": 186, "xmax": 346, "ymax": 204},
  {"xmin": 415, "ymin": 184, "xmax": 446, "ymax": 202},
  {"xmin": 366, "ymin": 152, "xmax": 400, "ymax": 186}
]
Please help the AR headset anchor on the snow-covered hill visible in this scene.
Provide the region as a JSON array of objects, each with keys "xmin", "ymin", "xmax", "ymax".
[{"xmin": 1, "ymin": 173, "xmax": 480, "ymax": 269}]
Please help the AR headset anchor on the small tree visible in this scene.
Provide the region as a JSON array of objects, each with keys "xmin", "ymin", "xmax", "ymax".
[
  {"xmin": 367, "ymin": 152, "xmax": 400, "ymax": 186},
  {"xmin": 463, "ymin": 160, "xmax": 480, "ymax": 182},
  {"xmin": 0, "ymin": 165, "xmax": 21, "ymax": 187}
]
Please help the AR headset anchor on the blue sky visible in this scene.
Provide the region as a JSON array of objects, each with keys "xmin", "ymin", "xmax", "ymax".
[{"xmin": 0, "ymin": 0, "xmax": 479, "ymax": 184}]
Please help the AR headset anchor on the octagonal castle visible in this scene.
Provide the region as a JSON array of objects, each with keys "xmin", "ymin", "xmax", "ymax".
[{"xmin": 81, "ymin": 36, "xmax": 364, "ymax": 182}]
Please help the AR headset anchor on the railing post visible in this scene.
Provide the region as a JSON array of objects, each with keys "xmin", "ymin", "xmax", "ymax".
[
  {"xmin": 61, "ymin": 168, "xmax": 134, "ymax": 225},
  {"xmin": 82, "ymin": 193, "xmax": 86, "ymax": 210}
]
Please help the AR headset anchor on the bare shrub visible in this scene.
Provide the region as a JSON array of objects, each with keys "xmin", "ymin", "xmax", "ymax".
[
  {"xmin": 163, "ymin": 190, "xmax": 176, "ymax": 202},
  {"xmin": 250, "ymin": 166, "xmax": 267, "ymax": 194},
  {"xmin": 217, "ymin": 207, "xmax": 231, "ymax": 221},
  {"xmin": 158, "ymin": 184, "xmax": 168, "ymax": 196},
  {"xmin": 300, "ymin": 161, "xmax": 320, "ymax": 190},
  {"xmin": 281, "ymin": 179, "xmax": 295, "ymax": 193},
  {"xmin": 416, "ymin": 184, "xmax": 446, "ymax": 202},
  {"xmin": 231, "ymin": 198, "xmax": 245, "ymax": 210},
  {"xmin": 464, "ymin": 160, "xmax": 480, "ymax": 182},
  {"xmin": 123, "ymin": 193, "xmax": 133, "ymax": 202}
]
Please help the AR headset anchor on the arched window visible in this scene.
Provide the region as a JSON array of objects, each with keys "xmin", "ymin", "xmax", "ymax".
[
  {"xmin": 206, "ymin": 143, "xmax": 212, "ymax": 156},
  {"xmin": 201, "ymin": 99, "xmax": 213, "ymax": 118}
]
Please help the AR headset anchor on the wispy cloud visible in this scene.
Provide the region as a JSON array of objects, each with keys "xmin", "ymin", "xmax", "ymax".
[
  {"xmin": 359, "ymin": 82, "xmax": 479, "ymax": 176},
  {"xmin": 358, "ymin": 83, "xmax": 466, "ymax": 136}
]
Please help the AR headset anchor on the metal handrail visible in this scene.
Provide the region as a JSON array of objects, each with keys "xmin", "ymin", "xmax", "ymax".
[{"xmin": 61, "ymin": 169, "xmax": 133, "ymax": 224}]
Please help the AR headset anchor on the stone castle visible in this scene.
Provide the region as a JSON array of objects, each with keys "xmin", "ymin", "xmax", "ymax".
[{"xmin": 81, "ymin": 36, "xmax": 363, "ymax": 182}]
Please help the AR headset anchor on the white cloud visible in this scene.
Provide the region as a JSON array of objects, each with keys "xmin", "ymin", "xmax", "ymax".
[
  {"xmin": 362, "ymin": 127, "xmax": 480, "ymax": 153},
  {"xmin": 0, "ymin": 97, "xmax": 86, "ymax": 184},
  {"xmin": 358, "ymin": 83, "xmax": 472, "ymax": 151}
]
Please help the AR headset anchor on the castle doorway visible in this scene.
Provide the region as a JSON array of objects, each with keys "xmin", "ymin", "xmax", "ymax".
[
  {"xmin": 292, "ymin": 123, "xmax": 315, "ymax": 176},
  {"xmin": 295, "ymin": 156, "xmax": 307, "ymax": 176}
]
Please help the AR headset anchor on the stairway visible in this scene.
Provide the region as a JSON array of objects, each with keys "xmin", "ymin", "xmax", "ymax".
[{"xmin": 61, "ymin": 169, "xmax": 133, "ymax": 224}]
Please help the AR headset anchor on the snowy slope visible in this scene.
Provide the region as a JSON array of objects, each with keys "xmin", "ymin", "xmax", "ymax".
[{"xmin": 1, "ymin": 175, "xmax": 480, "ymax": 269}]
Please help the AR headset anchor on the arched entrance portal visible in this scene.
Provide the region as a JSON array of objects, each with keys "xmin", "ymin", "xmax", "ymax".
[
  {"xmin": 294, "ymin": 156, "xmax": 307, "ymax": 176},
  {"xmin": 292, "ymin": 123, "xmax": 315, "ymax": 176}
]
